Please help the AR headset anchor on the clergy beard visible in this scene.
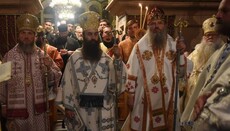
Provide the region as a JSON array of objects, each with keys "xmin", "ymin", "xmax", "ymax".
[
  {"xmin": 18, "ymin": 40, "xmax": 35, "ymax": 54},
  {"xmin": 77, "ymin": 36, "xmax": 83, "ymax": 41},
  {"xmin": 82, "ymin": 39, "xmax": 102, "ymax": 62},
  {"xmin": 196, "ymin": 37, "xmax": 222, "ymax": 65},
  {"xmin": 147, "ymin": 28, "xmax": 167, "ymax": 50},
  {"xmin": 216, "ymin": 19, "xmax": 230, "ymax": 37},
  {"xmin": 103, "ymin": 39, "xmax": 114, "ymax": 48}
]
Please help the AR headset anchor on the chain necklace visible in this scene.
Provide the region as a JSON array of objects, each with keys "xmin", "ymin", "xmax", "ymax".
[{"xmin": 152, "ymin": 46, "xmax": 166, "ymax": 86}]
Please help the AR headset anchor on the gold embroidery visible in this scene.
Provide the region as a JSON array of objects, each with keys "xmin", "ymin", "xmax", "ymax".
[
  {"xmin": 179, "ymin": 79, "xmax": 186, "ymax": 92},
  {"xmin": 151, "ymin": 73, "xmax": 160, "ymax": 84},
  {"xmin": 152, "ymin": 46, "xmax": 168, "ymax": 129},
  {"xmin": 161, "ymin": 74, "xmax": 167, "ymax": 86},
  {"xmin": 166, "ymin": 50, "xmax": 176, "ymax": 60},
  {"xmin": 142, "ymin": 50, "xmax": 153, "ymax": 61},
  {"xmin": 153, "ymin": 47, "xmax": 166, "ymax": 86}
]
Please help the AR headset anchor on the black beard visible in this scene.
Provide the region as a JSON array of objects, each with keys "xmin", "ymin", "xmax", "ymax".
[
  {"xmin": 102, "ymin": 39, "xmax": 115, "ymax": 48},
  {"xmin": 148, "ymin": 29, "xmax": 167, "ymax": 49},
  {"xmin": 154, "ymin": 32, "xmax": 166, "ymax": 46},
  {"xmin": 18, "ymin": 40, "xmax": 35, "ymax": 54},
  {"xmin": 82, "ymin": 39, "xmax": 102, "ymax": 62}
]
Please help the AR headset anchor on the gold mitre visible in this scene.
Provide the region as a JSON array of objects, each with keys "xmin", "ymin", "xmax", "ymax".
[
  {"xmin": 202, "ymin": 15, "xmax": 217, "ymax": 34},
  {"xmin": 16, "ymin": 13, "xmax": 39, "ymax": 33},
  {"xmin": 78, "ymin": 11, "xmax": 100, "ymax": 31}
]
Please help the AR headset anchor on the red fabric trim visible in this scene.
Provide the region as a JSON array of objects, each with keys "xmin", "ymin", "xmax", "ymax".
[
  {"xmin": 7, "ymin": 109, "xmax": 29, "ymax": 119},
  {"xmin": 35, "ymin": 102, "xmax": 46, "ymax": 113},
  {"xmin": 136, "ymin": 45, "xmax": 154, "ymax": 129}
]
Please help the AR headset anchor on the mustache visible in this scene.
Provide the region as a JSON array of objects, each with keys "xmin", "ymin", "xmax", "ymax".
[{"xmin": 89, "ymin": 39, "xmax": 98, "ymax": 44}]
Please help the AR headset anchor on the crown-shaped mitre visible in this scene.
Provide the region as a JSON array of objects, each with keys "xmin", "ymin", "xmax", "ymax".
[
  {"xmin": 78, "ymin": 11, "xmax": 101, "ymax": 31},
  {"xmin": 16, "ymin": 14, "xmax": 39, "ymax": 33},
  {"xmin": 202, "ymin": 16, "xmax": 217, "ymax": 34},
  {"xmin": 147, "ymin": 7, "xmax": 165, "ymax": 25}
]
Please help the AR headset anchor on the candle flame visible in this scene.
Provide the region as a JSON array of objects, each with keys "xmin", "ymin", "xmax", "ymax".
[{"xmin": 139, "ymin": 3, "xmax": 142, "ymax": 7}]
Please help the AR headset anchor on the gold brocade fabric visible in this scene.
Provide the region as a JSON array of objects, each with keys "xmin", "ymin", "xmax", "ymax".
[
  {"xmin": 153, "ymin": 47, "xmax": 166, "ymax": 86},
  {"xmin": 78, "ymin": 11, "xmax": 100, "ymax": 31},
  {"xmin": 185, "ymin": 46, "xmax": 206, "ymax": 106}
]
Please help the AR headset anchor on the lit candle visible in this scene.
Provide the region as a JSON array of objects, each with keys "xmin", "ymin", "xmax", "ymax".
[
  {"xmin": 142, "ymin": 6, "xmax": 148, "ymax": 29},
  {"xmin": 139, "ymin": 3, "xmax": 142, "ymax": 29}
]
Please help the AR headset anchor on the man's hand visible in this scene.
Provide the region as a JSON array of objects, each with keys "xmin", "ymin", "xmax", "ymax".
[
  {"xmin": 60, "ymin": 49, "xmax": 68, "ymax": 55},
  {"xmin": 176, "ymin": 37, "xmax": 186, "ymax": 54},
  {"xmin": 67, "ymin": 50, "xmax": 74, "ymax": 55},
  {"xmin": 113, "ymin": 45, "xmax": 121, "ymax": 59},
  {"xmin": 42, "ymin": 55, "xmax": 53, "ymax": 69},
  {"xmin": 193, "ymin": 92, "xmax": 212, "ymax": 120}
]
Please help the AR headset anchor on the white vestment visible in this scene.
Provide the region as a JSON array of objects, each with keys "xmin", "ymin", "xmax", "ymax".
[
  {"xmin": 61, "ymin": 49, "xmax": 127, "ymax": 131},
  {"xmin": 181, "ymin": 42, "xmax": 230, "ymax": 130},
  {"xmin": 126, "ymin": 34, "xmax": 193, "ymax": 131}
]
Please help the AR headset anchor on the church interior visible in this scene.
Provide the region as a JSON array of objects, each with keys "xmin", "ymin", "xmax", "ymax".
[
  {"xmin": 0, "ymin": 0, "xmax": 221, "ymax": 130},
  {"xmin": 0, "ymin": 0, "xmax": 221, "ymax": 56}
]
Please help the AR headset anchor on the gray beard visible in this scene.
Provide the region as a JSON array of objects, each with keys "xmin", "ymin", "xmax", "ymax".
[
  {"xmin": 147, "ymin": 29, "xmax": 167, "ymax": 49},
  {"xmin": 77, "ymin": 36, "xmax": 83, "ymax": 41},
  {"xmin": 196, "ymin": 37, "xmax": 222, "ymax": 64}
]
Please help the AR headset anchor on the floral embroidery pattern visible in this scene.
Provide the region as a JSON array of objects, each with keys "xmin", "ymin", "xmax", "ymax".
[
  {"xmin": 151, "ymin": 86, "xmax": 159, "ymax": 93},
  {"xmin": 155, "ymin": 116, "xmax": 162, "ymax": 123},
  {"xmin": 151, "ymin": 73, "xmax": 160, "ymax": 84},
  {"xmin": 166, "ymin": 50, "xmax": 176, "ymax": 60},
  {"xmin": 142, "ymin": 50, "xmax": 153, "ymax": 61},
  {"xmin": 160, "ymin": 74, "xmax": 167, "ymax": 86},
  {"xmin": 126, "ymin": 81, "xmax": 134, "ymax": 91},
  {"xmin": 134, "ymin": 116, "xmax": 140, "ymax": 123}
]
